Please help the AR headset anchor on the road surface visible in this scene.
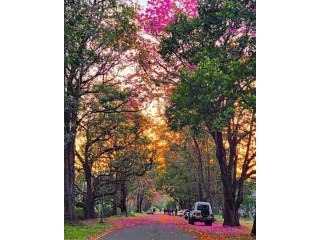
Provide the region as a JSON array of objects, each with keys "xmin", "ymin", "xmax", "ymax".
[{"xmin": 98, "ymin": 213, "xmax": 195, "ymax": 240}]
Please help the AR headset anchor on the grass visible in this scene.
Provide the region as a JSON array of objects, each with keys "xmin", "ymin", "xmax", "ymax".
[
  {"xmin": 107, "ymin": 215, "xmax": 128, "ymax": 220},
  {"xmin": 129, "ymin": 212, "xmax": 146, "ymax": 217},
  {"xmin": 214, "ymin": 215, "xmax": 254, "ymax": 229},
  {"xmin": 214, "ymin": 215, "xmax": 224, "ymax": 223},
  {"xmin": 64, "ymin": 213, "xmax": 146, "ymax": 239},
  {"xmin": 64, "ymin": 220, "xmax": 113, "ymax": 240}
]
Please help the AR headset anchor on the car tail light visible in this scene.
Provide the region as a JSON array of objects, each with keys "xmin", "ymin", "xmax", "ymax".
[{"xmin": 196, "ymin": 213, "xmax": 200, "ymax": 216}]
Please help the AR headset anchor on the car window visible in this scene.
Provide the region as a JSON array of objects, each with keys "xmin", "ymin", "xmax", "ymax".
[{"xmin": 197, "ymin": 204, "xmax": 209, "ymax": 211}]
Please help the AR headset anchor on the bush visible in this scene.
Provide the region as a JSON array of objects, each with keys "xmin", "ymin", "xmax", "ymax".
[
  {"xmin": 75, "ymin": 208, "xmax": 85, "ymax": 220},
  {"xmin": 95, "ymin": 205, "xmax": 113, "ymax": 218}
]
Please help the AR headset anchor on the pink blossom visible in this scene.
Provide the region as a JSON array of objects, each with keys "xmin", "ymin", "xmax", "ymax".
[{"xmin": 190, "ymin": 65, "xmax": 197, "ymax": 69}]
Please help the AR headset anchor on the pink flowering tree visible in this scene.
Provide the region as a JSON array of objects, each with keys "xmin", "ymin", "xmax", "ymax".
[
  {"xmin": 128, "ymin": 0, "xmax": 199, "ymax": 104},
  {"xmin": 138, "ymin": 0, "xmax": 198, "ymax": 35}
]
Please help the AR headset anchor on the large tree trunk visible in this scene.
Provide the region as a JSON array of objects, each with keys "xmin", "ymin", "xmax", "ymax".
[
  {"xmin": 64, "ymin": 138, "xmax": 76, "ymax": 221},
  {"xmin": 64, "ymin": 90, "xmax": 78, "ymax": 221},
  {"xmin": 83, "ymin": 163, "xmax": 95, "ymax": 219},
  {"xmin": 214, "ymin": 131, "xmax": 240, "ymax": 226},
  {"xmin": 119, "ymin": 180, "xmax": 127, "ymax": 213},
  {"xmin": 112, "ymin": 196, "xmax": 118, "ymax": 215},
  {"xmin": 112, "ymin": 173, "xmax": 119, "ymax": 215},
  {"xmin": 198, "ymin": 182, "xmax": 204, "ymax": 201},
  {"xmin": 222, "ymin": 189, "xmax": 240, "ymax": 226},
  {"xmin": 206, "ymin": 140, "xmax": 214, "ymax": 217},
  {"xmin": 138, "ymin": 196, "xmax": 144, "ymax": 212},
  {"xmin": 193, "ymin": 136, "xmax": 205, "ymax": 202},
  {"xmin": 251, "ymin": 214, "xmax": 256, "ymax": 236},
  {"xmin": 134, "ymin": 188, "xmax": 140, "ymax": 212}
]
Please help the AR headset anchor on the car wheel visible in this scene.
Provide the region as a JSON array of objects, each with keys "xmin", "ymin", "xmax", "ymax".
[
  {"xmin": 191, "ymin": 217, "xmax": 195, "ymax": 225},
  {"xmin": 207, "ymin": 219, "xmax": 212, "ymax": 226}
]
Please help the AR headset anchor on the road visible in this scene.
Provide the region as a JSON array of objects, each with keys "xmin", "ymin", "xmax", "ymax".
[{"xmin": 98, "ymin": 213, "xmax": 195, "ymax": 240}]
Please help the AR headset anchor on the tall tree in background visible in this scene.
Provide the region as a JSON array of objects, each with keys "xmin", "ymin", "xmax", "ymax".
[
  {"xmin": 74, "ymin": 79, "xmax": 156, "ymax": 218},
  {"xmin": 64, "ymin": 0, "xmax": 138, "ymax": 220},
  {"xmin": 74, "ymin": 80, "xmax": 134, "ymax": 218},
  {"xmin": 161, "ymin": 0, "xmax": 256, "ymax": 226},
  {"xmin": 157, "ymin": 127, "xmax": 223, "ymax": 210}
]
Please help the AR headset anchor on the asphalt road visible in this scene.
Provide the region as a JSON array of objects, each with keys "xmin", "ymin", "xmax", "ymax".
[{"xmin": 98, "ymin": 221, "xmax": 195, "ymax": 240}]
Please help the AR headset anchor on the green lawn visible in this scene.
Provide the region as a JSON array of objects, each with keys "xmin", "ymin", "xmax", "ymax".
[
  {"xmin": 64, "ymin": 213, "xmax": 146, "ymax": 240},
  {"xmin": 129, "ymin": 212, "xmax": 146, "ymax": 217},
  {"xmin": 64, "ymin": 220, "xmax": 113, "ymax": 240},
  {"xmin": 214, "ymin": 215, "xmax": 254, "ymax": 229}
]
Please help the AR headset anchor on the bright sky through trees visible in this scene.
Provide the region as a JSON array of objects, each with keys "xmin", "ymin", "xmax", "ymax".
[{"xmin": 136, "ymin": 0, "xmax": 148, "ymax": 7}]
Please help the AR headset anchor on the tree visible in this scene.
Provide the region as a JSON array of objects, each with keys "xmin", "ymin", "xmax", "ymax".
[
  {"xmin": 64, "ymin": 0, "xmax": 139, "ymax": 220},
  {"xmin": 160, "ymin": 0, "xmax": 256, "ymax": 226},
  {"xmin": 251, "ymin": 214, "xmax": 256, "ymax": 236},
  {"xmin": 106, "ymin": 124, "xmax": 155, "ymax": 214},
  {"xmin": 75, "ymin": 91, "xmax": 155, "ymax": 218},
  {"xmin": 156, "ymin": 127, "xmax": 223, "ymax": 211},
  {"xmin": 134, "ymin": 177, "xmax": 157, "ymax": 212},
  {"xmin": 74, "ymin": 81, "xmax": 135, "ymax": 218}
]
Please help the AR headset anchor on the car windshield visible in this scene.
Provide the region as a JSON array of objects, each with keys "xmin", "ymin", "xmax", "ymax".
[{"xmin": 197, "ymin": 204, "xmax": 209, "ymax": 210}]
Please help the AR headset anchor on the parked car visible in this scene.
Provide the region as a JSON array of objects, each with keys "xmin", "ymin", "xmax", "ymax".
[
  {"xmin": 146, "ymin": 209, "xmax": 154, "ymax": 214},
  {"xmin": 188, "ymin": 202, "xmax": 213, "ymax": 226},
  {"xmin": 184, "ymin": 209, "xmax": 190, "ymax": 219},
  {"xmin": 177, "ymin": 210, "xmax": 184, "ymax": 216}
]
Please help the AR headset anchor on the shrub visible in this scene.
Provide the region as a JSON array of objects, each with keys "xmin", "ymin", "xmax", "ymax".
[
  {"xmin": 95, "ymin": 205, "xmax": 113, "ymax": 218},
  {"xmin": 75, "ymin": 208, "xmax": 85, "ymax": 220}
]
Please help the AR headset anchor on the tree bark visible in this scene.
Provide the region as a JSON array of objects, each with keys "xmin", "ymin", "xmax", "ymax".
[
  {"xmin": 112, "ymin": 195, "xmax": 118, "ymax": 215},
  {"xmin": 139, "ymin": 197, "xmax": 143, "ymax": 212},
  {"xmin": 83, "ymin": 163, "xmax": 95, "ymax": 219},
  {"xmin": 251, "ymin": 214, "xmax": 256, "ymax": 236},
  {"xmin": 119, "ymin": 180, "xmax": 127, "ymax": 213},
  {"xmin": 193, "ymin": 136, "xmax": 205, "ymax": 202},
  {"xmin": 214, "ymin": 130, "xmax": 240, "ymax": 226},
  {"xmin": 198, "ymin": 182, "xmax": 204, "ymax": 201},
  {"xmin": 222, "ymin": 189, "xmax": 240, "ymax": 226},
  {"xmin": 206, "ymin": 140, "xmax": 214, "ymax": 218},
  {"xmin": 64, "ymin": 138, "xmax": 76, "ymax": 221},
  {"xmin": 134, "ymin": 188, "xmax": 140, "ymax": 212},
  {"xmin": 112, "ymin": 173, "xmax": 120, "ymax": 215},
  {"xmin": 64, "ymin": 81, "xmax": 78, "ymax": 221}
]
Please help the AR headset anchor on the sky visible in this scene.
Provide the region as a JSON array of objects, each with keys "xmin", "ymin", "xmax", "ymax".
[{"xmin": 135, "ymin": 0, "xmax": 148, "ymax": 7}]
